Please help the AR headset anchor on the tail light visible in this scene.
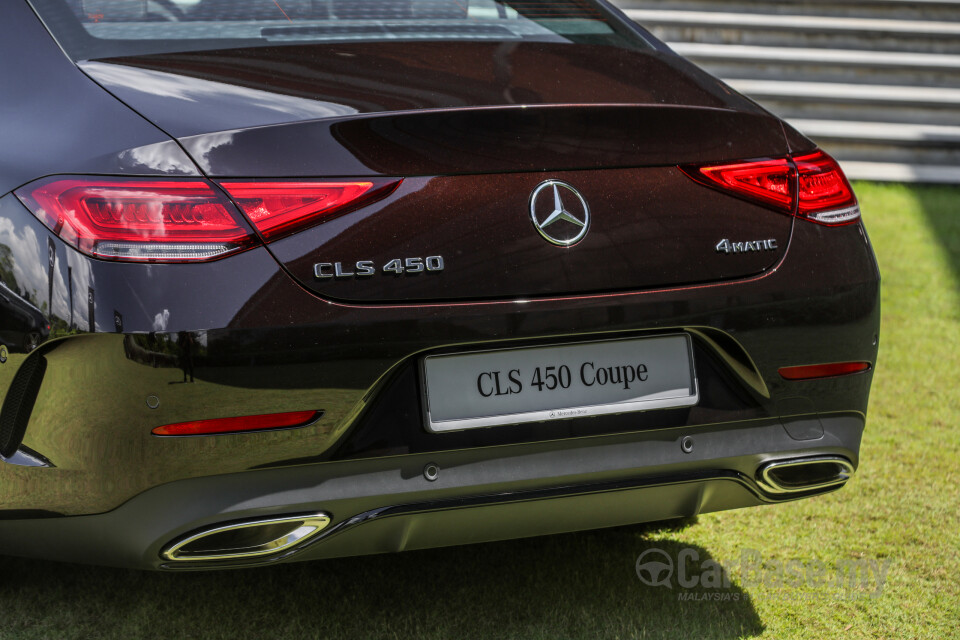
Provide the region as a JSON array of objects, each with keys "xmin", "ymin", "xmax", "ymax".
[
  {"xmin": 14, "ymin": 176, "xmax": 401, "ymax": 261},
  {"xmin": 682, "ymin": 150, "xmax": 860, "ymax": 226},
  {"xmin": 794, "ymin": 151, "xmax": 861, "ymax": 225},
  {"xmin": 15, "ymin": 177, "xmax": 257, "ymax": 262},
  {"xmin": 219, "ymin": 179, "xmax": 400, "ymax": 241},
  {"xmin": 695, "ymin": 158, "xmax": 794, "ymax": 212}
]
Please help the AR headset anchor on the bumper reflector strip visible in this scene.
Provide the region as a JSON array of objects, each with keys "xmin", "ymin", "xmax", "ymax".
[
  {"xmin": 778, "ymin": 362, "xmax": 870, "ymax": 381},
  {"xmin": 152, "ymin": 410, "xmax": 322, "ymax": 437}
]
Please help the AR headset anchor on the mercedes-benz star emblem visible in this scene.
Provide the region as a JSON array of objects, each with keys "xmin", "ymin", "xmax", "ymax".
[{"xmin": 529, "ymin": 180, "xmax": 590, "ymax": 247}]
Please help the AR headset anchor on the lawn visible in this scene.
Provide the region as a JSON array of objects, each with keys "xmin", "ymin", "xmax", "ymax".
[{"xmin": 0, "ymin": 182, "xmax": 957, "ymax": 639}]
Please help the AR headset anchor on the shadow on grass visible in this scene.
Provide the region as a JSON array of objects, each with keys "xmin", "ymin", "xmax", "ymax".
[
  {"xmin": 913, "ymin": 185, "xmax": 960, "ymax": 287},
  {"xmin": 0, "ymin": 518, "xmax": 762, "ymax": 640}
]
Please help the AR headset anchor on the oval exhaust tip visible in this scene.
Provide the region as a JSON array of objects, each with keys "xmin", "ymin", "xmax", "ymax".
[
  {"xmin": 758, "ymin": 456, "xmax": 854, "ymax": 494},
  {"xmin": 162, "ymin": 513, "xmax": 331, "ymax": 562}
]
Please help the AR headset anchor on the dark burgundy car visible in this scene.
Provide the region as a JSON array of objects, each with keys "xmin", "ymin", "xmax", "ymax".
[{"xmin": 0, "ymin": 0, "xmax": 878, "ymax": 569}]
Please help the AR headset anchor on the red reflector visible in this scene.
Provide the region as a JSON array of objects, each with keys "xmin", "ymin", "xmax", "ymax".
[
  {"xmin": 794, "ymin": 150, "xmax": 861, "ymax": 226},
  {"xmin": 152, "ymin": 410, "xmax": 322, "ymax": 437},
  {"xmin": 779, "ymin": 362, "xmax": 871, "ymax": 380},
  {"xmin": 219, "ymin": 179, "xmax": 401, "ymax": 241},
  {"xmin": 14, "ymin": 177, "xmax": 257, "ymax": 262}
]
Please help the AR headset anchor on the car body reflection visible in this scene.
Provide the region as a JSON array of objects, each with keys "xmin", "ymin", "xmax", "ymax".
[{"xmin": 0, "ymin": 281, "xmax": 48, "ymax": 353}]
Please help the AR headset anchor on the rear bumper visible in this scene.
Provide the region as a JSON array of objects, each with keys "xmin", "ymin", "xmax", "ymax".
[{"xmin": 0, "ymin": 412, "xmax": 864, "ymax": 570}]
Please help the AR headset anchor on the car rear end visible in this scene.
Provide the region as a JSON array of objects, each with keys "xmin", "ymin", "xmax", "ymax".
[{"xmin": 0, "ymin": 0, "xmax": 878, "ymax": 569}]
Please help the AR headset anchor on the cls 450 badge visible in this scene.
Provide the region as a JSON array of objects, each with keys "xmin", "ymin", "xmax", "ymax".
[{"xmin": 314, "ymin": 256, "xmax": 445, "ymax": 279}]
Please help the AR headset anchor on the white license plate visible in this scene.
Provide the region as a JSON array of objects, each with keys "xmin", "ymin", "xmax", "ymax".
[{"xmin": 421, "ymin": 334, "xmax": 698, "ymax": 432}]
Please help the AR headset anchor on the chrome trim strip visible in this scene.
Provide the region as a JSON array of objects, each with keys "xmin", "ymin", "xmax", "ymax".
[
  {"xmin": 811, "ymin": 205, "xmax": 861, "ymax": 225},
  {"xmin": 161, "ymin": 512, "xmax": 331, "ymax": 562},
  {"xmin": 0, "ymin": 445, "xmax": 53, "ymax": 468},
  {"xmin": 757, "ymin": 456, "xmax": 855, "ymax": 494}
]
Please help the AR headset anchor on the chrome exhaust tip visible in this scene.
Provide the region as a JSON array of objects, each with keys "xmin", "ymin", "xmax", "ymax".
[
  {"xmin": 162, "ymin": 513, "xmax": 331, "ymax": 562},
  {"xmin": 757, "ymin": 456, "xmax": 855, "ymax": 494}
]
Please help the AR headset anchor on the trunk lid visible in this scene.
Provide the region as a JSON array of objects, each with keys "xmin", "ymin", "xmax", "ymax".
[
  {"xmin": 259, "ymin": 157, "xmax": 791, "ymax": 303},
  {"xmin": 81, "ymin": 43, "xmax": 794, "ymax": 303}
]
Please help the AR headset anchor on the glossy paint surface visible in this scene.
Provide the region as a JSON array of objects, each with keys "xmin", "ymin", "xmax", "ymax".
[
  {"xmin": 81, "ymin": 41, "xmax": 757, "ymax": 137},
  {"xmin": 80, "ymin": 41, "xmax": 796, "ymax": 179},
  {"xmin": 0, "ymin": 2, "xmax": 199, "ymax": 197},
  {"xmin": 184, "ymin": 104, "xmax": 789, "ymax": 178},
  {"xmin": 269, "ymin": 168, "xmax": 792, "ymax": 302}
]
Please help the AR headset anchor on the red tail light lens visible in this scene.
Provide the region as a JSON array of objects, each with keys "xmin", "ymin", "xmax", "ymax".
[
  {"xmin": 14, "ymin": 177, "xmax": 257, "ymax": 262},
  {"xmin": 694, "ymin": 158, "xmax": 794, "ymax": 212},
  {"xmin": 152, "ymin": 410, "xmax": 322, "ymax": 437},
  {"xmin": 219, "ymin": 179, "xmax": 400, "ymax": 241},
  {"xmin": 682, "ymin": 150, "xmax": 860, "ymax": 226},
  {"xmin": 794, "ymin": 151, "xmax": 860, "ymax": 225},
  {"xmin": 779, "ymin": 362, "xmax": 871, "ymax": 380}
]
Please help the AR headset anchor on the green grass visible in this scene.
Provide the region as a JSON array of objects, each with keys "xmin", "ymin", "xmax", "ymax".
[{"xmin": 0, "ymin": 182, "xmax": 958, "ymax": 639}]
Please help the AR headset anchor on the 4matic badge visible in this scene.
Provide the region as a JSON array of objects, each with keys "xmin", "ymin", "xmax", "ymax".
[{"xmin": 715, "ymin": 238, "xmax": 779, "ymax": 254}]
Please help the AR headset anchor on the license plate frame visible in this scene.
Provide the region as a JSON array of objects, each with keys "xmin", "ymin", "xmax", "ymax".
[{"xmin": 420, "ymin": 334, "xmax": 698, "ymax": 433}]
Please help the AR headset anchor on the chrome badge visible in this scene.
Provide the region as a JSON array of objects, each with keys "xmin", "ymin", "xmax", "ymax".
[
  {"xmin": 529, "ymin": 180, "xmax": 590, "ymax": 247},
  {"xmin": 715, "ymin": 238, "xmax": 779, "ymax": 254}
]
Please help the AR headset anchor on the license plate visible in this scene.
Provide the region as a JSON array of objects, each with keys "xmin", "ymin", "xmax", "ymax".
[{"xmin": 421, "ymin": 334, "xmax": 698, "ymax": 433}]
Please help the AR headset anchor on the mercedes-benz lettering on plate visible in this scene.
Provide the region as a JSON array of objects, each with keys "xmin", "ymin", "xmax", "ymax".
[{"xmin": 0, "ymin": 0, "xmax": 879, "ymax": 569}]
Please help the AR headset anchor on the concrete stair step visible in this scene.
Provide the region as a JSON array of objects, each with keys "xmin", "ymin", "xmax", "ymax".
[
  {"xmin": 624, "ymin": 10, "xmax": 960, "ymax": 36},
  {"xmin": 627, "ymin": 10, "xmax": 960, "ymax": 53},
  {"xmin": 673, "ymin": 43, "xmax": 960, "ymax": 88},
  {"xmin": 703, "ymin": 64, "xmax": 960, "ymax": 89},
  {"xmin": 836, "ymin": 160, "xmax": 960, "ymax": 184},
  {"xmin": 809, "ymin": 141, "xmax": 960, "ymax": 165},
  {"xmin": 670, "ymin": 43, "xmax": 960, "ymax": 70},
  {"xmin": 791, "ymin": 119, "xmax": 960, "ymax": 146},
  {"xmin": 725, "ymin": 79, "xmax": 960, "ymax": 108},
  {"xmin": 615, "ymin": 0, "xmax": 960, "ymax": 20},
  {"xmin": 758, "ymin": 99, "xmax": 960, "ymax": 127}
]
